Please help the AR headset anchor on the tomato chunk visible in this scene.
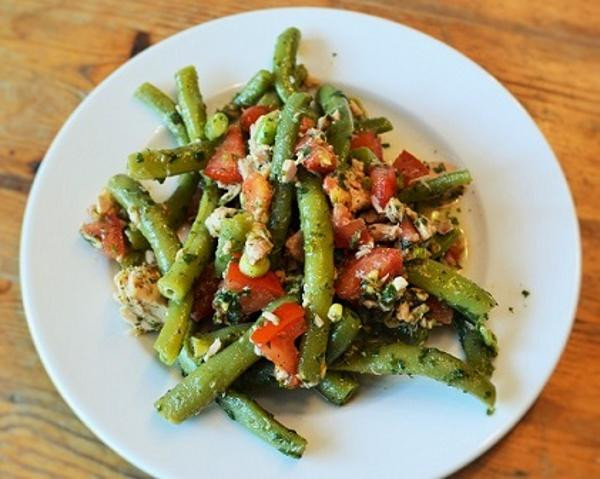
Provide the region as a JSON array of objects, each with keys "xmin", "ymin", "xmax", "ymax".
[
  {"xmin": 299, "ymin": 115, "xmax": 316, "ymax": 134},
  {"xmin": 204, "ymin": 125, "xmax": 245, "ymax": 184},
  {"xmin": 426, "ymin": 297, "xmax": 454, "ymax": 325},
  {"xmin": 251, "ymin": 302, "xmax": 306, "ymax": 385},
  {"xmin": 332, "ymin": 203, "xmax": 373, "ymax": 249},
  {"xmin": 295, "ymin": 135, "xmax": 338, "ymax": 175},
  {"xmin": 241, "ymin": 172, "xmax": 273, "ymax": 223},
  {"xmin": 400, "ymin": 217, "xmax": 420, "ymax": 243},
  {"xmin": 370, "ymin": 165, "xmax": 397, "ymax": 210},
  {"xmin": 240, "ymin": 105, "xmax": 272, "ymax": 132},
  {"xmin": 351, "ymin": 131, "xmax": 383, "ymax": 161},
  {"xmin": 394, "ymin": 150, "xmax": 429, "ymax": 186},
  {"xmin": 81, "ymin": 212, "xmax": 127, "ymax": 260},
  {"xmin": 224, "ymin": 261, "xmax": 285, "ymax": 313},
  {"xmin": 251, "ymin": 302, "xmax": 305, "ymax": 344},
  {"xmin": 335, "ymin": 247, "xmax": 404, "ymax": 301},
  {"xmin": 192, "ymin": 265, "xmax": 220, "ymax": 321}
]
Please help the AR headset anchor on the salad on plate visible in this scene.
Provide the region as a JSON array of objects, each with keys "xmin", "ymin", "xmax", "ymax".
[{"xmin": 81, "ymin": 27, "xmax": 498, "ymax": 458}]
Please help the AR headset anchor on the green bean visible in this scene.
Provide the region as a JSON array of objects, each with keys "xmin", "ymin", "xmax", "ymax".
[
  {"xmin": 357, "ymin": 117, "xmax": 394, "ymax": 134},
  {"xmin": 398, "ymin": 170, "xmax": 472, "ymax": 203},
  {"xmin": 257, "ymin": 90, "xmax": 282, "ymax": 109},
  {"xmin": 217, "ymin": 389, "xmax": 307, "ymax": 458},
  {"xmin": 273, "ymin": 27, "xmax": 301, "ymax": 102},
  {"xmin": 191, "ymin": 323, "xmax": 253, "ymax": 359},
  {"xmin": 427, "ymin": 229, "xmax": 460, "ymax": 259},
  {"xmin": 406, "ymin": 259, "xmax": 497, "ymax": 321},
  {"xmin": 155, "ymin": 323, "xmax": 260, "ymax": 423},
  {"xmin": 294, "ymin": 63, "xmax": 308, "ymax": 86},
  {"xmin": 154, "ymin": 293, "xmax": 193, "ymax": 366},
  {"xmin": 239, "ymin": 254, "xmax": 271, "ymax": 278},
  {"xmin": 233, "ymin": 70, "xmax": 274, "ymax": 107},
  {"xmin": 455, "ymin": 315, "xmax": 496, "ymax": 378},
  {"xmin": 124, "ymin": 226, "xmax": 149, "ymax": 250},
  {"xmin": 270, "ymin": 92, "xmax": 312, "ymax": 181},
  {"xmin": 350, "ymin": 147, "xmax": 380, "ymax": 169},
  {"xmin": 175, "ymin": 66, "xmax": 206, "ymax": 142},
  {"xmin": 127, "ymin": 140, "xmax": 215, "ymax": 181},
  {"xmin": 118, "ymin": 251, "xmax": 144, "ymax": 268},
  {"xmin": 267, "ymin": 92, "xmax": 312, "ymax": 267},
  {"xmin": 215, "ymin": 212, "xmax": 254, "ymax": 277},
  {"xmin": 296, "ymin": 171, "xmax": 335, "ymax": 385},
  {"xmin": 204, "ymin": 112, "xmax": 229, "ymax": 141},
  {"xmin": 178, "ymin": 337, "xmax": 307, "ymax": 458},
  {"xmin": 163, "ymin": 172, "xmax": 200, "ymax": 228},
  {"xmin": 327, "ymin": 307, "xmax": 362, "ymax": 364},
  {"xmin": 332, "ymin": 341, "xmax": 496, "ymax": 409},
  {"xmin": 134, "ymin": 82, "xmax": 189, "ymax": 145},
  {"xmin": 107, "ymin": 175, "xmax": 180, "ymax": 273},
  {"xmin": 349, "ymin": 96, "xmax": 368, "ymax": 117},
  {"xmin": 178, "ymin": 327, "xmax": 202, "ymax": 375},
  {"xmin": 317, "ymin": 84, "xmax": 354, "ymax": 163},
  {"xmin": 158, "ymin": 181, "xmax": 219, "ymax": 301},
  {"xmin": 156, "ymin": 298, "xmax": 295, "ymax": 422},
  {"xmin": 237, "ymin": 362, "xmax": 358, "ymax": 407},
  {"xmin": 316, "ymin": 371, "xmax": 359, "ymax": 406},
  {"xmin": 252, "ymin": 110, "xmax": 280, "ymax": 146}
]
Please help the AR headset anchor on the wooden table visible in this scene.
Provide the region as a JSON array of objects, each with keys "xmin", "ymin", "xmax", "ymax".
[{"xmin": 1, "ymin": 1, "xmax": 598, "ymax": 477}]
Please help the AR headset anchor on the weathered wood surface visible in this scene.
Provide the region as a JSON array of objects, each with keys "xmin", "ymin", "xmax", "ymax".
[{"xmin": 1, "ymin": 1, "xmax": 598, "ymax": 477}]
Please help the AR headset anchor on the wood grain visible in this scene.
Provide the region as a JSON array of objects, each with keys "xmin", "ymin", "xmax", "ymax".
[{"xmin": 1, "ymin": 1, "xmax": 598, "ymax": 477}]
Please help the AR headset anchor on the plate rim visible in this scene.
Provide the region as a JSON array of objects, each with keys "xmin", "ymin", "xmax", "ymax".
[{"xmin": 20, "ymin": 6, "xmax": 582, "ymax": 477}]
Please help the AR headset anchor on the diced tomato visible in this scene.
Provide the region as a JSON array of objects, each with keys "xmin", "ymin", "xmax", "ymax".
[
  {"xmin": 192, "ymin": 264, "xmax": 220, "ymax": 321},
  {"xmin": 426, "ymin": 297, "xmax": 454, "ymax": 325},
  {"xmin": 295, "ymin": 135, "xmax": 338, "ymax": 175},
  {"xmin": 251, "ymin": 302, "xmax": 306, "ymax": 385},
  {"xmin": 399, "ymin": 217, "xmax": 420, "ymax": 243},
  {"xmin": 351, "ymin": 131, "xmax": 383, "ymax": 161},
  {"xmin": 335, "ymin": 247, "xmax": 404, "ymax": 301},
  {"xmin": 251, "ymin": 302, "xmax": 305, "ymax": 344},
  {"xmin": 81, "ymin": 212, "xmax": 127, "ymax": 260},
  {"xmin": 444, "ymin": 240, "xmax": 464, "ymax": 267},
  {"xmin": 370, "ymin": 165, "xmax": 397, "ymax": 210},
  {"xmin": 332, "ymin": 203, "xmax": 372, "ymax": 249},
  {"xmin": 224, "ymin": 261, "xmax": 285, "ymax": 313},
  {"xmin": 299, "ymin": 115, "xmax": 316, "ymax": 134},
  {"xmin": 240, "ymin": 105, "xmax": 272, "ymax": 132},
  {"xmin": 204, "ymin": 125, "xmax": 245, "ymax": 184},
  {"xmin": 394, "ymin": 150, "xmax": 429, "ymax": 186},
  {"xmin": 241, "ymin": 172, "xmax": 273, "ymax": 223}
]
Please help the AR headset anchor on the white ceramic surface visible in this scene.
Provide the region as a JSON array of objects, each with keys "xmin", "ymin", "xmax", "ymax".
[{"xmin": 20, "ymin": 8, "xmax": 580, "ymax": 479}]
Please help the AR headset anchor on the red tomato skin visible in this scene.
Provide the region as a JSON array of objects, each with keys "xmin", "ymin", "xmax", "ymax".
[
  {"xmin": 192, "ymin": 265, "xmax": 220, "ymax": 321},
  {"xmin": 251, "ymin": 302, "xmax": 305, "ymax": 345},
  {"xmin": 295, "ymin": 135, "xmax": 338, "ymax": 175},
  {"xmin": 335, "ymin": 247, "xmax": 404, "ymax": 301},
  {"xmin": 299, "ymin": 116, "xmax": 316, "ymax": 134},
  {"xmin": 81, "ymin": 212, "xmax": 127, "ymax": 260},
  {"xmin": 400, "ymin": 217, "xmax": 420, "ymax": 243},
  {"xmin": 370, "ymin": 165, "xmax": 397, "ymax": 209},
  {"xmin": 394, "ymin": 150, "xmax": 429, "ymax": 186},
  {"xmin": 304, "ymin": 144, "xmax": 338, "ymax": 174},
  {"xmin": 204, "ymin": 125, "xmax": 245, "ymax": 184},
  {"xmin": 240, "ymin": 105, "xmax": 272, "ymax": 132},
  {"xmin": 426, "ymin": 297, "xmax": 454, "ymax": 325},
  {"xmin": 224, "ymin": 262, "xmax": 285, "ymax": 314},
  {"xmin": 251, "ymin": 302, "xmax": 307, "ymax": 383},
  {"xmin": 332, "ymin": 204, "xmax": 372, "ymax": 249},
  {"xmin": 351, "ymin": 131, "xmax": 383, "ymax": 160}
]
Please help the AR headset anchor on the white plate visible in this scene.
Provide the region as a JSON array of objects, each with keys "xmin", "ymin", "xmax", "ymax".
[{"xmin": 21, "ymin": 7, "xmax": 580, "ymax": 479}]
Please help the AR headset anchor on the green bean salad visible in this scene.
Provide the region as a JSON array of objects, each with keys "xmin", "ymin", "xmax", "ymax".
[{"xmin": 81, "ymin": 27, "xmax": 498, "ymax": 458}]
